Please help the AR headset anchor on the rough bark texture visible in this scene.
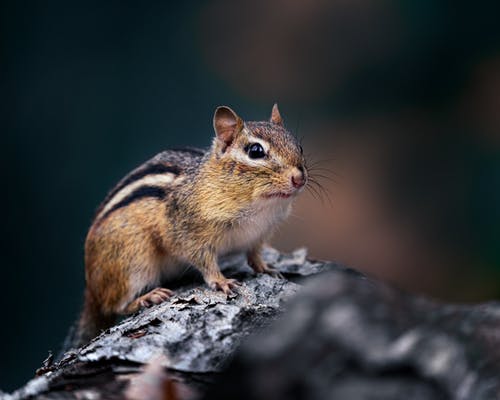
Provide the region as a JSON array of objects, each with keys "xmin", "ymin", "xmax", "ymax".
[
  {"xmin": 3, "ymin": 248, "xmax": 500, "ymax": 400},
  {"xmin": 207, "ymin": 270, "xmax": 500, "ymax": 400}
]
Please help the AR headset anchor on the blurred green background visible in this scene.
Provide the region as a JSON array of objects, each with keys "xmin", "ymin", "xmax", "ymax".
[{"xmin": 1, "ymin": 0, "xmax": 499, "ymax": 392}]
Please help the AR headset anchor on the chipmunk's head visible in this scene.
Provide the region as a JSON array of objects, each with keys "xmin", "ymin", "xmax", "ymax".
[{"xmin": 212, "ymin": 104, "xmax": 307, "ymax": 202}]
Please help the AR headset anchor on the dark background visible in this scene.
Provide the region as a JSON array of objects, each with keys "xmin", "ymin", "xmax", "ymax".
[{"xmin": 1, "ymin": 0, "xmax": 499, "ymax": 392}]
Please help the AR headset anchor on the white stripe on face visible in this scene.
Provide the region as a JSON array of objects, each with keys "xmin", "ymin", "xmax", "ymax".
[{"xmin": 245, "ymin": 134, "xmax": 270, "ymax": 153}]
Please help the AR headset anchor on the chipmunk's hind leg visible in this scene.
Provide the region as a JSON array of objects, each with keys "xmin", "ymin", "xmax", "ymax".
[{"xmin": 122, "ymin": 287, "xmax": 173, "ymax": 314}]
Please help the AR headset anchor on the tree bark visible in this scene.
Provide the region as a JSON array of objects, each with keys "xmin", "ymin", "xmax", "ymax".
[{"xmin": 4, "ymin": 248, "xmax": 500, "ymax": 400}]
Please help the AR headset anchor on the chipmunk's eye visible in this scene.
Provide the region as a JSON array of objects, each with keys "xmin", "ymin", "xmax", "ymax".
[{"xmin": 246, "ymin": 143, "xmax": 266, "ymax": 159}]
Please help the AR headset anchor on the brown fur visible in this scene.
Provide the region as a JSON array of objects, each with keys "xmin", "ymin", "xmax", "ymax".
[{"xmin": 75, "ymin": 105, "xmax": 307, "ymax": 347}]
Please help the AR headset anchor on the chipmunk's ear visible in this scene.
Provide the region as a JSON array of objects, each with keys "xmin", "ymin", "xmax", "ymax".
[
  {"xmin": 213, "ymin": 106, "xmax": 244, "ymax": 150},
  {"xmin": 270, "ymin": 103, "xmax": 283, "ymax": 126}
]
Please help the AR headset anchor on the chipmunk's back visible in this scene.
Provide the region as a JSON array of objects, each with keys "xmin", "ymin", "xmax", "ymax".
[{"xmin": 93, "ymin": 148, "xmax": 205, "ymax": 224}]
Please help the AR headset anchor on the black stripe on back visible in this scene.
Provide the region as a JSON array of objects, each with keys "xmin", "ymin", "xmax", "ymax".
[
  {"xmin": 99, "ymin": 185, "xmax": 167, "ymax": 221},
  {"xmin": 110, "ymin": 164, "xmax": 180, "ymax": 201},
  {"xmin": 98, "ymin": 163, "xmax": 180, "ymax": 212}
]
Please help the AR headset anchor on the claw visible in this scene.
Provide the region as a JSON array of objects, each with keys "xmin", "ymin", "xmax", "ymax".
[
  {"xmin": 265, "ymin": 267, "xmax": 284, "ymax": 280},
  {"xmin": 257, "ymin": 264, "xmax": 284, "ymax": 279},
  {"xmin": 137, "ymin": 287, "xmax": 174, "ymax": 309},
  {"xmin": 209, "ymin": 278, "xmax": 241, "ymax": 296}
]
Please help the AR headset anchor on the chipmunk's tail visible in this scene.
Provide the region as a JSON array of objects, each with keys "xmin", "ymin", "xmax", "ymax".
[{"xmin": 58, "ymin": 290, "xmax": 115, "ymax": 359}]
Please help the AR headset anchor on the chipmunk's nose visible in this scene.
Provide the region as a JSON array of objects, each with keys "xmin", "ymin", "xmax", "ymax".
[{"xmin": 291, "ymin": 166, "xmax": 306, "ymax": 189}]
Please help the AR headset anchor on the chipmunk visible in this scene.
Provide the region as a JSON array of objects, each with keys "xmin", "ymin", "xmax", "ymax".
[{"xmin": 74, "ymin": 104, "xmax": 307, "ymax": 346}]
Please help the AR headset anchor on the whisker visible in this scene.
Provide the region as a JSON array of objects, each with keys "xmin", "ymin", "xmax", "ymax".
[
  {"xmin": 306, "ymin": 183, "xmax": 325, "ymax": 204},
  {"xmin": 305, "ymin": 185, "xmax": 321, "ymax": 202},
  {"xmin": 311, "ymin": 171, "xmax": 343, "ymax": 181},
  {"xmin": 308, "ymin": 179, "xmax": 334, "ymax": 208},
  {"xmin": 309, "ymin": 173, "xmax": 339, "ymax": 184},
  {"xmin": 309, "ymin": 178, "xmax": 332, "ymax": 196},
  {"xmin": 308, "ymin": 180, "xmax": 327, "ymax": 196},
  {"xmin": 307, "ymin": 166, "xmax": 340, "ymax": 175}
]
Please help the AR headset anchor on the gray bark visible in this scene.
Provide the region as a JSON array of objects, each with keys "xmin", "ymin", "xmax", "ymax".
[
  {"xmin": 208, "ymin": 269, "xmax": 500, "ymax": 400},
  {"xmin": 4, "ymin": 248, "xmax": 500, "ymax": 400}
]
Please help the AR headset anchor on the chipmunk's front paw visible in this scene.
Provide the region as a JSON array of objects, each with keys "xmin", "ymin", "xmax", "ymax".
[
  {"xmin": 138, "ymin": 287, "xmax": 173, "ymax": 308},
  {"xmin": 208, "ymin": 278, "xmax": 241, "ymax": 296}
]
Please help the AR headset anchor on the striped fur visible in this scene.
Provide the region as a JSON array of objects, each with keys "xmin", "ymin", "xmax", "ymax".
[
  {"xmin": 93, "ymin": 149, "xmax": 204, "ymax": 221},
  {"xmin": 99, "ymin": 185, "xmax": 168, "ymax": 221}
]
